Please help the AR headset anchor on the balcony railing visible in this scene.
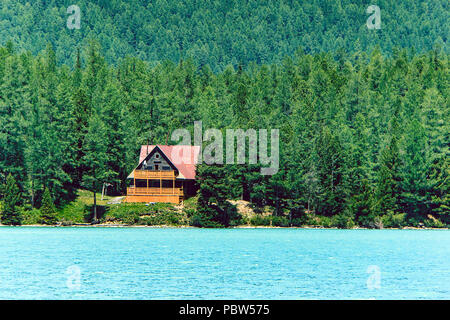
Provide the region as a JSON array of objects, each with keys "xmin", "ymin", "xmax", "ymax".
[
  {"xmin": 133, "ymin": 170, "xmax": 176, "ymax": 179},
  {"xmin": 127, "ymin": 187, "xmax": 183, "ymax": 196}
]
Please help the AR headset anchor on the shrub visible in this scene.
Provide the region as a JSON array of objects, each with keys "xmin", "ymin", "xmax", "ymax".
[
  {"xmin": 249, "ymin": 215, "xmax": 271, "ymax": 226},
  {"xmin": 105, "ymin": 203, "xmax": 147, "ymax": 225},
  {"xmin": 332, "ymin": 212, "xmax": 356, "ymax": 229},
  {"xmin": 358, "ymin": 214, "xmax": 376, "ymax": 228},
  {"xmin": 105, "ymin": 203, "xmax": 184, "ymax": 226},
  {"xmin": 190, "ymin": 212, "xmax": 224, "ymax": 228},
  {"xmin": 183, "ymin": 196, "xmax": 198, "ymax": 210},
  {"xmin": 291, "ymin": 218, "xmax": 305, "ymax": 227},
  {"xmin": 382, "ymin": 212, "xmax": 407, "ymax": 228},
  {"xmin": 184, "ymin": 208, "xmax": 196, "ymax": 218},
  {"xmin": 271, "ymin": 215, "xmax": 290, "ymax": 227},
  {"xmin": 138, "ymin": 211, "xmax": 185, "ymax": 226},
  {"xmin": 316, "ymin": 216, "xmax": 333, "ymax": 228},
  {"xmin": 20, "ymin": 208, "xmax": 42, "ymax": 225},
  {"xmin": 423, "ymin": 216, "xmax": 445, "ymax": 228}
]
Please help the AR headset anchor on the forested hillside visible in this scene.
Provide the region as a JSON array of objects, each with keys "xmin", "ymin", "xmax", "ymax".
[
  {"xmin": 0, "ymin": 40, "xmax": 448, "ymax": 227},
  {"xmin": 0, "ymin": 0, "xmax": 448, "ymax": 70}
]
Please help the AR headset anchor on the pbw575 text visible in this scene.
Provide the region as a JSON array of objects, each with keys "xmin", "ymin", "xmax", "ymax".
[{"xmin": 224, "ymin": 305, "xmax": 270, "ymax": 316}]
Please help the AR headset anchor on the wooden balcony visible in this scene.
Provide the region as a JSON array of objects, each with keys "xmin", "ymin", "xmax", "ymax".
[
  {"xmin": 127, "ymin": 187, "xmax": 183, "ymax": 196},
  {"xmin": 133, "ymin": 170, "xmax": 176, "ymax": 179},
  {"xmin": 126, "ymin": 186, "xmax": 184, "ymax": 203}
]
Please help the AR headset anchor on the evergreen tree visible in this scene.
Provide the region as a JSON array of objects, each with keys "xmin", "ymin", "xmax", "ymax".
[
  {"xmin": 40, "ymin": 187, "xmax": 58, "ymax": 225},
  {"xmin": 195, "ymin": 164, "xmax": 239, "ymax": 227},
  {"xmin": 400, "ymin": 120, "xmax": 430, "ymax": 218},
  {"xmin": 314, "ymin": 126, "xmax": 348, "ymax": 216},
  {"xmin": 1, "ymin": 174, "xmax": 22, "ymax": 225},
  {"xmin": 82, "ymin": 107, "xmax": 108, "ymax": 223},
  {"xmin": 0, "ymin": 38, "xmax": 447, "ymax": 228},
  {"xmin": 374, "ymin": 134, "xmax": 403, "ymax": 216}
]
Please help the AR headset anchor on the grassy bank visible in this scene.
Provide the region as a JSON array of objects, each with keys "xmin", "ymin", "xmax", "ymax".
[
  {"xmin": 18, "ymin": 190, "xmax": 190, "ymax": 227},
  {"xmin": 8, "ymin": 190, "xmax": 446, "ymax": 229}
]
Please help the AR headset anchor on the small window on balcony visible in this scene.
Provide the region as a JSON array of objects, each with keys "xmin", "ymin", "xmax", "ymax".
[{"xmin": 163, "ymin": 166, "xmax": 170, "ymax": 170}]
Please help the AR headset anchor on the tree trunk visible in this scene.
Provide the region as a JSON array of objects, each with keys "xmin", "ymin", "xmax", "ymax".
[
  {"xmin": 93, "ymin": 182, "xmax": 97, "ymax": 223},
  {"xmin": 31, "ymin": 178, "xmax": 35, "ymax": 208}
]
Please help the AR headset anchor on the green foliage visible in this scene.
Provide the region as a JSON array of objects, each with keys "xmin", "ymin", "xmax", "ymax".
[
  {"xmin": 249, "ymin": 215, "xmax": 272, "ymax": 226},
  {"xmin": 249, "ymin": 215, "xmax": 291, "ymax": 227},
  {"xmin": 196, "ymin": 164, "xmax": 241, "ymax": 227},
  {"xmin": 20, "ymin": 208, "xmax": 41, "ymax": 225},
  {"xmin": 332, "ymin": 212, "xmax": 356, "ymax": 229},
  {"xmin": 423, "ymin": 215, "xmax": 445, "ymax": 228},
  {"xmin": 348, "ymin": 179, "xmax": 374, "ymax": 225},
  {"xmin": 0, "ymin": 36, "xmax": 448, "ymax": 228},
  {"xmin": 312, "ymin": 216, "xmax": 334, "ymax": 228},
  {"xmin": 381, "ymin": 211, "xmax": 407, "ymax": 228},
  {"xmin": 40, "ymin": 188, "xmax": 58, "ymax": 225},
  {"xmin": 105, "ymin": 203, "xmax": 184, "ymax": 226},
  {"xmin": 0, "ymin": 1, "xmax": 447, "ymax": 71},
  {"xmin": 374, "ymin": 131, "xmax": 403, "ymax": 215},
  {"xmin": 57, "ymin": 199, "xmax": 88, "ymax": 224},
  {"xmin": 0, "ymin": 174, "xmax": 22, "ymax": 225},
  {"xmin": 190, "ymin": 212, "xmax": 225, "ymax": 228},
  {"xmin": 271, "ymin": 216, "xmax": 290, "ymax": 227},
  {"xmin": 314, "ymin": 126, "xmax": 348, "ymax": 216}
]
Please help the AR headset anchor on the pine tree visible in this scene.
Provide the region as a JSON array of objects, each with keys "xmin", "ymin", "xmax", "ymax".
[
  {"xmin": 196, "ymin": 164, "xmax": 239, "ymax": 227},
  {"xmin": 374, "ymin": 134, "xmax": 403, "ymax": 216},
  {"xmin": 314, "ymin": 126, "xmax": 348, "ymax": 216},
  {"xmin": 40, "ymin": 187, "xmax": 58, "ymax": 225},
  {"xmin": 1, "ymin": 174, "xmax": 22, "ymax": 225},
  {"xmin": 100, "ymin": 77, "xmax": 128, "ymax": 194},
  {"xmin": 400, "ymin": 120, "xmax": 430, "ymax": 218},
  {"xmin": 429, "ymin": 157, "xmax": 449, "ymax": 224},
  {"xmin": 347, "ymin": 179, "xmax": 374, "ymax": 226},
  {"xmin": 82, "ymin": 108, "xmax": 108, "ymax": 223}
]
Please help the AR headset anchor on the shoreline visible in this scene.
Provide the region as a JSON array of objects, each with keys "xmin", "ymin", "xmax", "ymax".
[{"xmin": 0, "ymin": 224, "xmax": 447, "ymax": 230}]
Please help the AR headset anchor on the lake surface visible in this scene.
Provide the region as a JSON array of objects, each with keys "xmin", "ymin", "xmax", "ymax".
[{"xmin": 0, "ymin": 227, "xmax": 448, "ymax": 299}]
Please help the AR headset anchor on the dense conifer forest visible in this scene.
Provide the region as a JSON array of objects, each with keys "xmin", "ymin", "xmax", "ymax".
[
  {"xmin": 0, "ymin": 1, "xmax": 448, "ymax": 227},
  {"xmin": 0, "ymin": 0, "xmax": 448, "ymax": 70}
]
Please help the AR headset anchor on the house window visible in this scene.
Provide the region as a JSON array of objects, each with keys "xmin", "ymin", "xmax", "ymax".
[
  {"xmin": 155, "ymin": 165, "xmax": 159, "ymax": 170},
  {"xmin": 155, "ymin": 154, "xmax": 160, "ymax": 159},
  {"xmin": 162, "ymin": 166, "xmax": 170, "ymax": 170}
]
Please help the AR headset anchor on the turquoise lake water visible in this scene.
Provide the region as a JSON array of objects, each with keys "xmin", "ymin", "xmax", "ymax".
[{"xmin": 0, "ymin": 227, "xmax": 448, "ymax": 299}]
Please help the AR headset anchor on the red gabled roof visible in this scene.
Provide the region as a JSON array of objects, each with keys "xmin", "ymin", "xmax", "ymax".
[{"xmin": 138, "ymin": 145, "xmax": 200, "ymax": 180}]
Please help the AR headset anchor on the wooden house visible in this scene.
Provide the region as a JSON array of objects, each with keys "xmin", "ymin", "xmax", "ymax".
[{"xmin": 126, "ymin": 145, "xmax": 200, "ymax": 204}]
